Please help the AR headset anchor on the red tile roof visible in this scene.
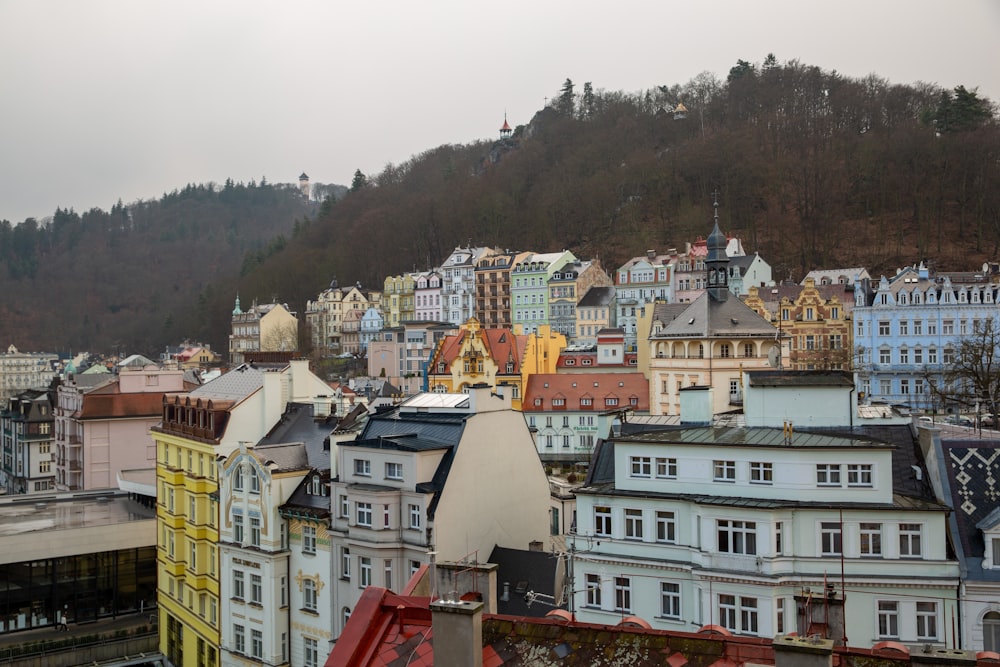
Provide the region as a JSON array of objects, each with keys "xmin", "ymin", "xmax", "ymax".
[
  {"xmin": 522, "ymin": 373, "xmax": 649, "ymax": 413},
  {"xmin": 78, "ymin": 392, "xmax": 171, "ymax": 419},
  {"xmin": 326, "ymin": 587, "xmax": 990, "ymax": 667}
]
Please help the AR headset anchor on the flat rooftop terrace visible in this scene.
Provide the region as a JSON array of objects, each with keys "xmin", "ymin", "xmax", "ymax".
[{"xmin": 0, "ymin": 491, "xmax": 155, "ymax": 563}]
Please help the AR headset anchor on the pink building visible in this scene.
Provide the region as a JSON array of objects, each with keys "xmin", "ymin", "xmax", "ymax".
[{"xmin": 55, "ymin": 366, "xmax": 195, "ymax": 491}]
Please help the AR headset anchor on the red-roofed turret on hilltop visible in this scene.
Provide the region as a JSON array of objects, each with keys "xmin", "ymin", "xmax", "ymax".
[{"xmin": 499, "ymin": 113, "xmax": 512, "ymax": 139}]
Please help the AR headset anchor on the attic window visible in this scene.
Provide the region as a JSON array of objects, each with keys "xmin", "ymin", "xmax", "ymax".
[
  {"xmin": 582, "ymin": 359, "xmax": 592, "ymax": 366},
  {"xmin": 534, "ymin": 398, "xmax": 543, "ymax": 406},
  {"xmin": 565, "ymin": 359, "xmax": 576, "ymax": 366}
]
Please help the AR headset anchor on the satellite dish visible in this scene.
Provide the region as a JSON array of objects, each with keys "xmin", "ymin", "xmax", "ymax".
[
  {"xmin": 767, "ymin": 348, "xmax": 779, "ymax": 368},
  {"xmin": 553, "ymin": 553, "xmax": 566, "ymax": 607}
]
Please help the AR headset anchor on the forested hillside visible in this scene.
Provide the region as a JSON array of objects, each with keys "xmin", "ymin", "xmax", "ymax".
[
  {"xmin": 0, "ymin": 181, "xmax": 316, "ymax": 354},
  {"xmin": 2, "ymin": 57, "xmax": 997, "ymax": 357}
]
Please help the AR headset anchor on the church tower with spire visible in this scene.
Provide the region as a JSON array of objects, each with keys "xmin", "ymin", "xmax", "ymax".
[{"xmin": 705, "ymin": 193, "xmax": 729, "ymax": 302}]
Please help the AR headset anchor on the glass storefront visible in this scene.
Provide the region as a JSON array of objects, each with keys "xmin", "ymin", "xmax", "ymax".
[{"xmin": 0, "ymin": 547, "xmax": 155, "ymax": 632}]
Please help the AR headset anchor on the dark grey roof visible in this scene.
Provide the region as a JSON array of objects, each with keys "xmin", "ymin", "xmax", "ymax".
[
  {"xmin": 281, "ymin": 469, "xmax": 331, "ymax": 519},
  {"xmin": 651, "ymin": 293, "xmax": 778, "ymax": 339},
  {"xmin": 488, "ymin": 545, "xmax": 560, "ymax": 618},
  {"xmin": 577, "ymin": 286, "xmax": 616, "ymax": 308},
  {"xmin": 729, "ymin": 254, "xmax": 757, "ymax": 270},
  {"xmin": 938, "ymin": 438, "xmax": 1000, "ymax": 582},
  {"xmin": 258, "ymin": 402, "xmax": 334, "ymax": 470},
  {"xmin": 612, "ymin": 426, "xmax": 890, "ymax": 449},
  {"xmin": 252, "ymin": 442, "xmax": 309, "ymax": 472},
  {"xmin": 746, "ymin": 370, "xmax": 855, "ymax": 388}
]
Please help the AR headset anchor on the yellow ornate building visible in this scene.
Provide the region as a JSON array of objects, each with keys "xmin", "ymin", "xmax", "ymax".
[
  {"xmin": 742, "ymin": 277, "xmax": 854, "ymax": 371},
  {"xmin": 425, "ymin": 318, "xmax": 565, "ymax": 410}
]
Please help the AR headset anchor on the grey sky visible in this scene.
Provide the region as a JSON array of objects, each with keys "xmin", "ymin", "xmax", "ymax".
[{"xmin": 1, "ymin": 1, "xmax": 997, "ymax": 224}]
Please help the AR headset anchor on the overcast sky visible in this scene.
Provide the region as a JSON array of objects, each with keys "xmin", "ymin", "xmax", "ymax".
[{"xmin": 1, "ymin": 1, "xmax": 997, "ymax": 224}]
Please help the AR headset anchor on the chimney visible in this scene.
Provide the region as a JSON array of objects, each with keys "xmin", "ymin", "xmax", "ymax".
[
  {"xmin": 773, "ymin": 635, "xmax": 833, "ymax": 667},
  {"xmin": 679, "ymin": 385, "xmax": 713, "ymax": 426},
  {"xmin": 430, "ymin": 598, "xmax": 484, "ymax": 667},
  {"xmin": 646, "ymin": 249, "xmax": 656, "ymax": 259}
]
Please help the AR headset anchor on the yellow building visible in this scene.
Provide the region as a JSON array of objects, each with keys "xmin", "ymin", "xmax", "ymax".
[
  {"xmin": 426, "ymin": 318, "xmax": 565, "ymax": 410},
  {"xmin": 382, "ymin": 273, "xmax": 417, "ymax": 328},
  {"xmin": 153, "ymin": 360, "xmax": 331, "ymax": 667},
  {"xmin": 742, "ymin": 277, "xmax": 854, "ymax": 371},
  {"xmin": 643, "ymin": 215, "xmax": 782, "ymax": 416}
]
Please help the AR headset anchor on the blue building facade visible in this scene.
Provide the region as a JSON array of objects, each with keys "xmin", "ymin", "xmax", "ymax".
[{"xmin": 853, "ymin": 263, "xmax": 1000, "ymax": 412}]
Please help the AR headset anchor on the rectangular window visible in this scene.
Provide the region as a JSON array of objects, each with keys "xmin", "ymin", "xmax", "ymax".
[
  {"xmin": 775, "ymin": 521, "xmax": 783, "ymax": 555},
  {"xmin": 900, "ymin": 523, "xmax": 922, "ymax": 557},
  {"xmin": 385, "ymin": 462, "xmax": 403, "ymax": 480},
  {"xmin": 304, "ymin": 637, "xmax": 318, "ymax": 667},
  {"xmin": 233, "ymin": 514, "xmax": 244, "ymax": 543},
  {"xmin": 656, "ymin": 511, "xmax": 676, "ymax": 543},
  {"xmin": 943, "ymin": 320, "xmax": 954, "ymax": 335},
  {"xmin": 879, "ymin": 348, "xmax": 891, "ymax": 364},
  {"xmin": 847, "ymin": 464, "xmax": 873, "ymax": 487},
  {"xmin": 860, "ymin": 522, "xmax": 882, "ymax": 557},
  {"xmin": 741, "ymin": 596, "xmax": 759, "ymax": 634},
  {"xmin": 816, "ymin": 464, "xmax": 841, "ymax": 486},
  {"xmin": 916, "ymin": 601, "xmax": 938, "ymax": 640},
  {"xmin": 303, "ymin": 525, "xmax": 317, "ymax": 554},
  {"xmin": 614, "ymin": 576, "xmax": 631, "ymax": 613},
  {"xmin": 360, "ymin": 557, "xmax": 372, "ymax": 587},
  {"xmin": 655, "ymin": 457, "xmax": 677, "ymax": 478},
  {"xmin": 384, "ymin": 559, "xmax": 393, "ymax": 589},
  {"xmin": 233, "ymin": 570, "xmax": 245, "ymax": 600},
  {"xmin": 878, "ymin": 601, "xmax": 899, "ymax": 638},
  {"xmin": 899, "ymin": 320, "xmax": 909, "ymax": 335},
  {"xmin": 660, "ymin": 582, "xmax": 681, "ymax": 619},
  {"xmin": 879, "ymin": 320, "xmax": 891, "ymax": 336},
  {"xmin": 339, "ymin": 494, "xmax": 349, "ymax": 518},
  {"xmin": 354, "ymin": 459, "xmax": 371, "ymax": 476},
  {"xmin": 409, "ymin": 504, "xmax": 421, "ymax": 529},
  {"xmin": 719, "ymin": 594, "xmax": 737, "ymax": 631},
  {"xmin": 914, "ymin": 320, "xmax": 923, "ymax": 335},
  {"xmin": 586, "ymin": 573, "xmax": 601, "ymax": 607},
  {"xmin": 749, "ymin": 462, "xmax": 773, "ymax": 484},
  {"xmin": 251, "ymin": 629, "xmax": 263, "ymax": 659},
  {"xmin": 594, "ymin": 506, "xmax": 612, "ymax": 537},
  {"xmin": 250, "ymin": 574, "xmax": 262, "ymax": 604},
  {"xmin": 304, "ymin": 578, "xmax": 317, "ymax": 611},
  {"xmin": 718, "ymin": 520, "xmax": 757, "ymax": 555},
  {"xmin": 356, "ymin": 502, "xmax": 372, "ymax": 527},
  {"xmin": 820, "ymin": 522, "xmax": 842, "ymax": 555},
  {"xmin": 340, "ymin": 547, "xmax": 351, "ymax": 580},
  {"xmin": 250, "ymin": 516, "xmax": 261, "ymax": 547},
  {"xmin": 713, "ymin": 460, "xmax": 736, "ymax": 482},
  {"xmin": 234, "ymin": 624, "xmax": 245, "ymax": 654},
  {"xmin": 624, "ymin": 509, "xmax": 643, "ymax": 540}
]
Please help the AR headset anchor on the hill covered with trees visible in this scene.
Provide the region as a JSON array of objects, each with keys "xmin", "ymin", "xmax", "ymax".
[{"xmin": 2, "ymin": 56, "xmax": 997, "ymax": 357}]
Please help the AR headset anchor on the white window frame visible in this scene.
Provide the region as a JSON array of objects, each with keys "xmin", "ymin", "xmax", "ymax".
[
  {"xmin": 302, "ymin": 525, "xmax": 317, "ymax": 554},
  {"xmin": 624, "ymin": 509, "xmax": 643, "ymax": 540},
  {"xmin": 847, "ymin": 463, "xmax": 873, "ymax": 487},
  {"xmin": 749, "ymin": 461, "xmax": 773, "ymax": 484},
  {"xmin": 660, "ymin": 581, "xmax": 681, "ymax": 619},
  {"xmin": 860, "ymin": 522, "xmax": 882, "ymax": 557},
  {"xmin": 816, "ymin": 464, "xmax": 841, "ymax": 487},
  {"xmin": 655, "ymin": 511, "xmax": 676, "ymax": 544},
  {"xmin": 713, "ymin": 460, "xmax": 736, "ymax": 482}
]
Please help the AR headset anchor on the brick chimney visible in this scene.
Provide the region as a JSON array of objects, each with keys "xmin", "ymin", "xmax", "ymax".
[{"xmin": 430, "ymin": 598, "xmax": 484, "ymax": 667}]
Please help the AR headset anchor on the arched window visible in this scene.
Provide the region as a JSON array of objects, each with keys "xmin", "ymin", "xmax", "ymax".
[{"xmin": 984, "ymin": 611, "xmax": 1000, "ymax": 652}]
